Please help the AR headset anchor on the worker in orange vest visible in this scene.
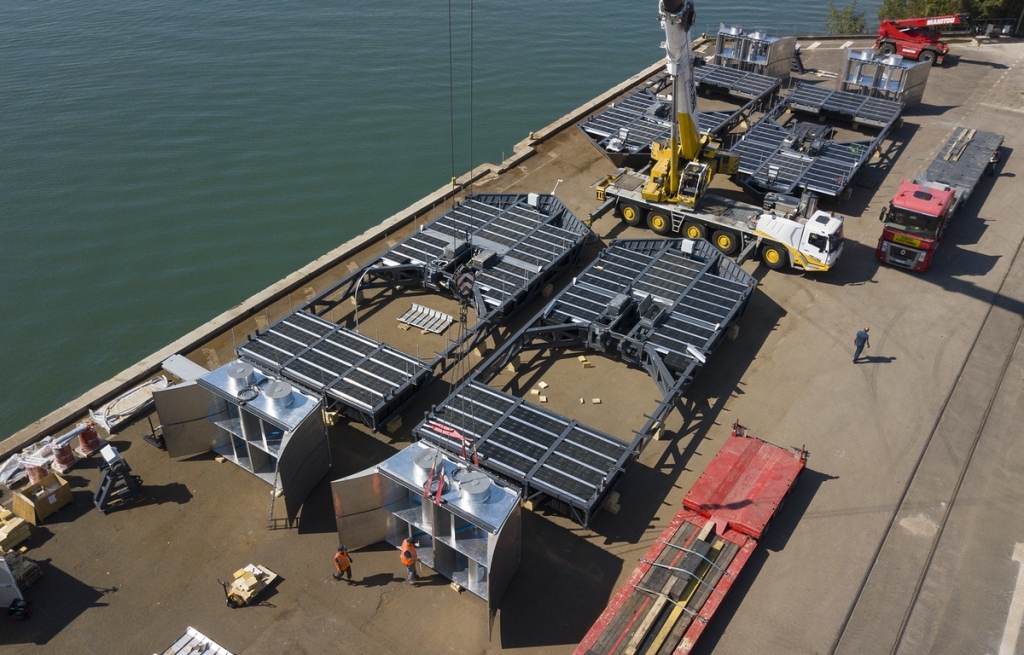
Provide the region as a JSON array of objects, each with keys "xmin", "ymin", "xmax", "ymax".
[
  {"xmin": 400, "ymin": 537, "xmax": 418, "ymax": 584},
  {"xmin": 333, "ymin": 545, "xmax": 353, "ymax": 583}
]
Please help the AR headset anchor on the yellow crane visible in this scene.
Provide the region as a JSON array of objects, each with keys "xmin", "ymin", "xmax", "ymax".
[{"xmin": 640, "ymin": 0, "xmax": 739, "ymax": 212}]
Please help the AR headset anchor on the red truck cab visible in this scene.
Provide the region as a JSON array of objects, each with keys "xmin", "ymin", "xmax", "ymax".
[{"xmin": 876, "ymin": 179, "xmax": 956, "ymax": 272}]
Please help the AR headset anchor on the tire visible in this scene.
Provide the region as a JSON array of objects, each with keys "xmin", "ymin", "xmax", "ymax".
[
  {"xmin": 711, "ymin": 230, "xmax": 739, "ymax": 255},
  {"xmin": 647, "ymin": 210, "xmax": 671, "ymax": 235},
  {"xmin": 918, "ymin": 50, "xmax": 936, "ymax": 65},
  {"xmin": 682, "ymin": 221, "xmax": 706, "ymax": 240},
  {"xmin": 877, "ymin": 43, "xmax": 895, "ymax": 56},
  {"xmin": 761, "ymin": 243, "xmax": 788, "ymax": 270},
  {"xmin": 620, "ymin": 203, "xmax": 643, "ymax": 227}
]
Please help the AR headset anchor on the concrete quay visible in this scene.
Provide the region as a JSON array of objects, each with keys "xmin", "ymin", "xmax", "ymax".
[{"xmin": 3, "ymin": 36, "xmax": 1024, "ymax": 655}]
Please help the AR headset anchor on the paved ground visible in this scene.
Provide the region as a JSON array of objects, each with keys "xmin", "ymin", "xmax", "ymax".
[{"xmin": 3, "ymin": 36, "xmax": 1024, "ymax": 655}]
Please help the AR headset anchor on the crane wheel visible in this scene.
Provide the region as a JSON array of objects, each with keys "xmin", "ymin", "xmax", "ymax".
[
  {"xmin": 621, "ymin": 203, "xmax": 643, "ymax": 227},
  {"xmin": 712, "ymin": 230, "xmax": 738, "ymax": 255},
  {"xmin": 761, "ymin": 244, "xmax": 787, "ymax": 270},
  {"xmin": 878, "ymin": 43, "xmax": 895, "ymax": 56},
  {"xmin": 647, "ymin": 211, "xmax": 671, "ymax": 235},
  {"xmin": 919, "ymin": 50, "xmax": 936, "ymax": 65},
  {"xmin": 682, "ymin": 221, "xmax": 706, "ymax": 240}
]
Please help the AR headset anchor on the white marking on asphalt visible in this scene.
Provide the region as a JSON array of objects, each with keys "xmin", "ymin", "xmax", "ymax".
[
  {"xmin": 841, "ymin": 41, "xmax": 854, "ymax": 48},
  {"xmin": 980, "ymin": 102, "xmax": 1024, "ymax": 115},
  {"xmin": 999, "ymin": 543, "xmax": 1024, "ymax": 655},
  {"xmin": 899, "ymin": 513, "xmax": 939, "ymax": 537},
  {"xmin": 807, "ymin": 41, "xmax": 821, "ymax": 49}
]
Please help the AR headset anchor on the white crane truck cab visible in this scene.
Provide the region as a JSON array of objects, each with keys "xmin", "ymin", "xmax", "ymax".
[{"xmin": 755, "ymin": 193, "xmax": 844, "ymax": 271}]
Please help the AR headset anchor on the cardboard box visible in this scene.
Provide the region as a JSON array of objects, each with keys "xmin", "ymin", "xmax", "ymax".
[{"xmin": 12, "ymin": 473, "xmax": 73, "ymax": 526}]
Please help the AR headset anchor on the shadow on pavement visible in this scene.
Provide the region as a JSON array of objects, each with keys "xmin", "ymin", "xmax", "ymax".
[
  {"xmin": 499, "ymin": 511, "xmax": 622, "ymax": 649},
  {"xmin": 0, "ymin": 559, "xmax": 109, "ymax": 647}
]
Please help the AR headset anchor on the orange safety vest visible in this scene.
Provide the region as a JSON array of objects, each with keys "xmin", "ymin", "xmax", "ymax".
[
  {"xmin": 400, "ymin": 540, "xmax": 418, "ymax": 566},
  {"xmin": 334, "ymin": 550, "xmax": 351, "ymax": 572}
]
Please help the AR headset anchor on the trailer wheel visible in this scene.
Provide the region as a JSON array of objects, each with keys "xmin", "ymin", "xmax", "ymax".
[
  {"xmin": 919, "ymin": 50, "xmax": 936, "ymax": 65},
  {"xmin": 621, "ymin": 203, "xmax": 643, "ymax": 227},
  {"xmin": 712, "ymin": 230, "xmax": 739, "ymax": 255},
  {"xmin": 878, "ymin": 43, "xmax": 895, "ymax": 56},
  {"xmin": 648, "ymin": 211, "xmax": 671, "ymax": 235},
  {"xmin": 761, "ymin": 244, "xmax": 787, "ymax": 270},
  {"xmin": 682, "ymin": 221, "xmax": 706, "ymax": 240}
]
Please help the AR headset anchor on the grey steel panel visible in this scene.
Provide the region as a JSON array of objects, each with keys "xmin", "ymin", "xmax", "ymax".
[
  {"xmin": 154, "ymin": 382, "xmax": 229, "ymax": 459},
  {"xmin": 160, "ymin": 354, "xmax": 209, "ymax": 383},
  {"xmin": 277, "ymin": 403, "xmax": 330, "ymax": 523},
  {"xmin": 331, "ymin": 466, "xmax": 406, "ymax": 550},
  {"xmin": 487, "ymin": 500, "xmax": 521, "ymax": 613}
]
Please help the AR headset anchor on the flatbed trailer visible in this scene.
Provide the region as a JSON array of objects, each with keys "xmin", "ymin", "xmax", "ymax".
[
  {"xmin": 596, "ymin": 170, "xmax": 844, "ymax": 272},
  {"xmin": 575, "ymin": 422, "xmax": 806, "ymax": 655},
  {"xmin": 877, "ymin": 127, "xmax": 1003, "ymax": 272}
]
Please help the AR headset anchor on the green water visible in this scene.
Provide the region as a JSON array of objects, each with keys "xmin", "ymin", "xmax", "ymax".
[{"xmin": 0, "ymin": 1, "xmax": 882, "ymax": 438}]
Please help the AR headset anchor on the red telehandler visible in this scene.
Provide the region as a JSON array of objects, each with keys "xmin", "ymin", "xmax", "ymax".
[{"xmin": 876, "ymin": 14, "xmax": 969, "ymax": 65}]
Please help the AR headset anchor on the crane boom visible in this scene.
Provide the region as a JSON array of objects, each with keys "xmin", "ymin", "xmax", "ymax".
[{"xmin": 661, "ymin": 0, "xmax": 701, "ymax": 170}]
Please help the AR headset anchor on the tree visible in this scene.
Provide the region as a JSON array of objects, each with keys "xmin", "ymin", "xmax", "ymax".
[{"xmin": 826, "ymin": 1, "xmax": 868, "ymax": 33}]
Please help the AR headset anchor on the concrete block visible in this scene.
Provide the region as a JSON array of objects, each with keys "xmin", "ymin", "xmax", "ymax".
[
  {"xmin": 538, "ymin": 381, "xmax": 548, "ymax": 389},
  {"xmin": 539, "ymin": 396, "xmax": 548, "ymax": 403},
  {"xmin": 591, "ymin": 398, "xmax": 602, "ymax": 405},
  {"xmin": 541, "ymin": 284, "xmax": 554, "ymax": 298},
  {"xmin": 506, "ymin": 356, "xmax": 521, "ymax": 373}
]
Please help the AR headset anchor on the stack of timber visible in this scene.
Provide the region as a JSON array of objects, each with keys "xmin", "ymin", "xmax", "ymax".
[{"xmin": 0, "ymin": 507, "xmax": 31, "ymax": 552}]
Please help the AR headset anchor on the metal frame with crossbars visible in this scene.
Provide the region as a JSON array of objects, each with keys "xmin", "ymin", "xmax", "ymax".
[
  {"xmin": 235, "ymin": 194, "xmax": 588, "ymax": 432},
  {"xmin": 414, "ymin": 238, "xmax": 756, "ymax": 526}
]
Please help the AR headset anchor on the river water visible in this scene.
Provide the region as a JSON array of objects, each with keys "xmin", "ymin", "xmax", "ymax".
[{"xmin": 0, "ymin": 1, "xmax": 883, "ymax": 438}]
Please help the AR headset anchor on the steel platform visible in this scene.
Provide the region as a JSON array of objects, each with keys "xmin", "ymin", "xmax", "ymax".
[
  {"xmin": 237, "ymin": 311, "xmax": 431, "ymax": 430},
  {"xmin": 784, "ymin": 82, "xmax": 903, "ymax": 129},
  {"xmin": 414, "ymin": 239, "xmax": 755, "ymax": 526},
  {"xmin": 579, "ymin": 66, "xmax": 780, "ymax": 168},
  {"xmin": 730, "ymin": 85, "xmax": 903, "ymax": 197},
  {"xmin": 415, "ymin": 381, "xmax": 634, "ymax": 527}
]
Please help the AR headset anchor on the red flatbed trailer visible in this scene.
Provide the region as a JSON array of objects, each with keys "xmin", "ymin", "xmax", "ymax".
[{"xmin": 575, "ymin": 422, "xmax": 806, "ymax": 655}]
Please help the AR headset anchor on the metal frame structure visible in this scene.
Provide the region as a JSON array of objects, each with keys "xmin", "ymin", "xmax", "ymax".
[
  {"xmin": 714, "ymin": 24, "xmax": 797, "ymax": 78},
  {"xmin": 841, "ymin": 49, "xmax": 931, "ymax": 107},
  {"xmin": 731, "ymin": 84, "xmax": 903, "ymax": 197},
  {"xmin": 414, "ymin": 238, "xmax": 756, "ymax": 527},
  {"xmin": 578, "ymin": 67, "xmax": 780, "ymax": 168},
  {"xmin": 237, "ymin": 194, "xmax": 589, "ymax": 431}
]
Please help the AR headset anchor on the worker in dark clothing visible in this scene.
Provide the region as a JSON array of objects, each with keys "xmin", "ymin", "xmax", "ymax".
[
  {"xmin": 334, "ymin": 545, "xmax": 353, "ymax": 583},
  {"xmin": 853, "ymin": 327, "xmax": 870, "ymax": 363},
  {"xmin": 400, "ymin": 537, "xmax": 419, "ymax": 585}
]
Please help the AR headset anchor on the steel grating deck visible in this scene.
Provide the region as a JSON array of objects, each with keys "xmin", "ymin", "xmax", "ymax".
[
  {"xmin": 784, "ymin": 82, "xmax": 903, "ymax": 128},
  {"xmin": 579, "ymin": 66, "xmax": 778, "ymax": 163},
  {"xmin": 732, "ymin": 116, "xmax": 875, "ymax": 197},
  {"xmin": 416, "ymin": 381, "xmax": 634, "ymax": 517},
  {"xmin": 692, "ymin": 63, "xmax": 782, "ymax": 99},
  {"xmin": 237, "ymin": 311, "xmax": 430, "ymax": 415},
  {"xmin": 379, "ymin": 194, "xmax": 586, "ymax": 313},
  {"xmin": 544, "ymin": 239, "xmax": 755, "ymax": 370}
]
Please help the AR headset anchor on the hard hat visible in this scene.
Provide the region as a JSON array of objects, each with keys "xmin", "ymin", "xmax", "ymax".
[{"xmin": 338, "ymin": 545, "xmax": 346, "ymax": 552}]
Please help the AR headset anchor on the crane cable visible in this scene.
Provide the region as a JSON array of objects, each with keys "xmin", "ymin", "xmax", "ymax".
[{"xmin": 448, "ymin": 0, "xmax": 457, "ymax": 201}]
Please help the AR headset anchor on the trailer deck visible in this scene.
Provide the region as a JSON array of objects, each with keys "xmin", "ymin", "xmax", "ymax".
[{"xmin": 575, "ymin": 424, "xmax": 806, "ymax": 655}]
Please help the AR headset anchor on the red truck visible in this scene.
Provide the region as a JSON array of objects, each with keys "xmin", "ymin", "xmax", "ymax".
[
  {"xmin": 875, "ymin": 14, "xmax": 969, "ymax": 65},
  {"xmin": 876, "ymin": 127, "xmax": 1002, "ymax": 272},
  {"xmin": 574, "ymin": 422, "xmax": 806, "ymax": 655}
]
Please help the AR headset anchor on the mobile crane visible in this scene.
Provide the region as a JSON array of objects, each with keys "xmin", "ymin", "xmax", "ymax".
[
  {"xmin": 594, "ymin": 1, "xmax": 845, "ymax": 272},
  {"xmin": 875, "ymin": 14, "xmax": 970, "ymax": 65},
  {"xmin": 639, "ymin": 0, "xmax": 739, "ymax": 209}
]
